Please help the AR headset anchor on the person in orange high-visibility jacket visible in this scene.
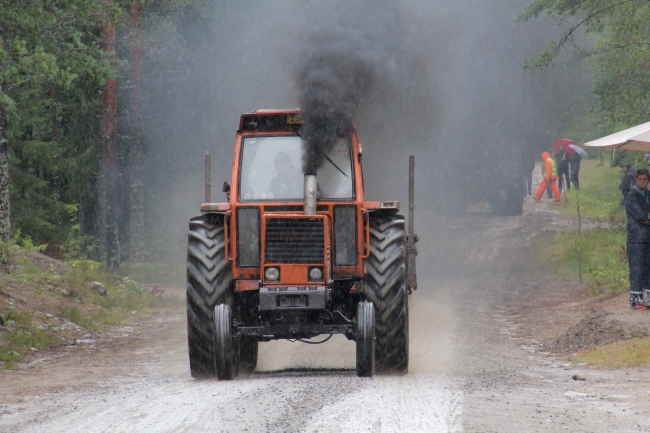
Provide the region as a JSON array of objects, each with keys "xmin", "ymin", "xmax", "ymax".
[{"xmin": 534, "ymin": 151, "xmax": 560, "ymax": 202}]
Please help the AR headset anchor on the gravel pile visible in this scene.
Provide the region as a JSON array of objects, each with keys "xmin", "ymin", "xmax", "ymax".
[{"xmin": 550, "ymin": 308, "xmax": 648, "ymax": 353}]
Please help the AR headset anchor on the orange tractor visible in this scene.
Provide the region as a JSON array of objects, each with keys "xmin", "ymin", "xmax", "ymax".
[{"xmin": 186, "ymin": 109, "xmax": 417, "ymax": 379}]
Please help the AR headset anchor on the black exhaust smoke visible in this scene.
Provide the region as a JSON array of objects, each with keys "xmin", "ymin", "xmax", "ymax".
[{"xmin": 295, "ymin": 1, "xmax": 403, "ymax": 175}]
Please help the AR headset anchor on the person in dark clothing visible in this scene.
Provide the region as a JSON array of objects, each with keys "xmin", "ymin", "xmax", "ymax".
[
  {"xmin": 570, "ymin": 152, "xmax": 581, "ymax": 190},
  {"xmin": 620, "ymin": 163, "xmax": 637, "ymax": 201},
  {"xmin": 555, "ymin": 147, "xmax": 571, "ymax": 192},
  {"xmin": 625, "ymin": 168, "xmax": 650, "ymax": 309},
  {"xmin": 269, "ymin": 152, "xmax": 302, "ymax": 199}
]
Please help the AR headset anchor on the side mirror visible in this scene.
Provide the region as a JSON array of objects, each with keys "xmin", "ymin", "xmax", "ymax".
[{"xmin": 222, "ymin": 182, "xmax": 231, "ymax": 194}]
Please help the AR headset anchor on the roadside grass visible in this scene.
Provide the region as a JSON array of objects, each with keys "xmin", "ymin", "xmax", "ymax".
[
  {"xmin": 533, "ymin": 158, "xmax": 650, "ymax": 367},
  {"xmin": 558, "ymin": 160, "xmax": 625, "ymax": 223},
  {"xmin": 118, "ymin": 261, "xmax": 184, "ymax": 286},
  {"xmin": 8, "ymin": 257, "xmax": 65, "ymax": 290},
  {"xmin": 0, "ymin": 309, "xmax": 62, "ymax": 369},
  {"xmin": 1, "ymin": 254, "xmax": 183, "ymax": 369},
  {"xmin": 52, "ymin": 305, "xmax": 123, "ymax": 329},
  {"xmin": 537, "ymin": 228, "xmax": 629, "ymax": 297},
  {"xmin": 534, "ymin": 158, "xmax": 632, "ymax": 297},
  {"xmin": 574, "ymin": 337, "xmax": 650, "ymax": 368},
  {"xmin": 66, "ymin": 260, "xmax": 181, "ymax": 312}
]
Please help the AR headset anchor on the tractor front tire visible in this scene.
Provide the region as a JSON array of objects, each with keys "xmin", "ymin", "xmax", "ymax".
[
  {"xmin": 363, "ymin": 212, "xmax": 409, "ymax": 374},
  {"xmin": 214, "ymin": 303, "xmax": 237, "ymax": 380},
  {"xmin": 356, "ymin": 301, "xmax": 375, "ymax": 377},
  {"xmin": 186, "ymin": 215, "xmax": 233, "ymax": 379}
]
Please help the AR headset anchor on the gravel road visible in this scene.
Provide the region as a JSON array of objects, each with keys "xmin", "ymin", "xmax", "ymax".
[{"xmin": 2, "ymin": 200, "xmax": 650, "ymax": 432}]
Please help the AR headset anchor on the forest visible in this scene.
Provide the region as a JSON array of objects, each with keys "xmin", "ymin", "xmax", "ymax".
[
  {"xmin": 1, "ymin": 0, "xmax": 649, "ymax": 271},
  {"xmin": 0, "ymin": 0, "xmax": 211, "ymax": 270}
]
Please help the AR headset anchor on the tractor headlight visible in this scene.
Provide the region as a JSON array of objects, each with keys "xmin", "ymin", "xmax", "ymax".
[
  {"xmin": 265, "ymin": 267, "xmax": 280, "ymax": 281},
  {"xmin": 309, "ymin": 267, "xmax": 323, "ymax": 281}
]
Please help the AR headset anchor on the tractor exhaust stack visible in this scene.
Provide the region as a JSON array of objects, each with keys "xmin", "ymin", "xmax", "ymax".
[
  {"xmin": 304, "ymin": 175, "xmax": 317, "ymax": 215},
  {"xmin": 204, "ymin": 152, "xmax": 211, "ymax": 203}
]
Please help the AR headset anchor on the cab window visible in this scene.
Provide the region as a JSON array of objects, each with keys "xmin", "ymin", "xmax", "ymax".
[{"xmin": 239, "ymin": 135, "xmax": 353, "ymax": 201}]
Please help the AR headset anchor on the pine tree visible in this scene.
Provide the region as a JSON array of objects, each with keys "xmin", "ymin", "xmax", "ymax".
[{"xmin": 0, "ymin": 0, "xmax": 115, "ymax": 261}]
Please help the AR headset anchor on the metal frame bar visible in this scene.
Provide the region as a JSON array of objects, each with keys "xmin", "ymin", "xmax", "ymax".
[{"xmin": 406, "ymin": 155, "xmax": 418, "ymax": 293}]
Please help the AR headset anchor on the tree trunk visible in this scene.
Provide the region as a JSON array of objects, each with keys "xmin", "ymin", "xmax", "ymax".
[
  {"xmin": 0, "ymin": 81, "xmax": 10, "ymax": 259},
  {"xmin": 101, "ymin": 14, "xmax": 120, "ymax": 271},
  {"xmin": 50, "ymin": 85, "xmax": 57, "ymax": 140},
  {"xmin": 129, "ymin": 2, "xmax": 144, "ymax": 263}
]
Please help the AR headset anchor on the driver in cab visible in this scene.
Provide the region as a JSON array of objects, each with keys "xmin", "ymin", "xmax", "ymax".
[{"xmin": 269, "ymin": 152, "xmax": 302, "ymax": 199}]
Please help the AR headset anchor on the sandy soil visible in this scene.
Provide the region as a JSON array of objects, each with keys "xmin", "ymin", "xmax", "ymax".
[{"xmin": 1, "ymin": 196, "xmax": 650, "ymax": 432}]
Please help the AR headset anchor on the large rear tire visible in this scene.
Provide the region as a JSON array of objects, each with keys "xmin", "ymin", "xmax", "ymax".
[
  {"xmin": 186, "ymin": 215, "xmax": 233, "ymax": 379},
  {"xmin": 363, "ymin": 212, "xmax": 409, "ymax": 374},
  {"xmin": 356, "ymin": 301, "xmax": 375, "ymax": 377}
]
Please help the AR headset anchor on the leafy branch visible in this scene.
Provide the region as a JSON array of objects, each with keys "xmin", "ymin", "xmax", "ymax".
[{"xmin": 521, "ymin": 0, "xmax": 632, "ymax": 67}]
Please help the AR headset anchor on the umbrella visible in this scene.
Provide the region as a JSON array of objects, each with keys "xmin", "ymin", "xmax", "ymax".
[
  {"xmin": 553, "ymin": 138, "xmax": 575, "ymax": 153},
  {"xmin": 568, "ymin": 144, "xmax": 588, "ymax": 158},
  {"xmin": 564, "ymin": 145, "xmax": 575, "ymax": 157},
  {"xmin": 584, "ymin": 120, "xmax": 650, "ymax": 151}
]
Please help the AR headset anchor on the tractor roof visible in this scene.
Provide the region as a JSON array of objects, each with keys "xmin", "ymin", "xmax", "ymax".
[{"xmin": 239, "ymin": 109, "xmax": 303, "ymax": 133}]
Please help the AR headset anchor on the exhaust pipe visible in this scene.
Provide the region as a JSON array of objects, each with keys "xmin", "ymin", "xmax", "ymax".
[{"xmin": 304, "ymin": 175, "xmax": 317, "ymax": 215}]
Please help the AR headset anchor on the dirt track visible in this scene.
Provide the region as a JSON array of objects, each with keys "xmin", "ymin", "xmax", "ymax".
[{"xmin": 2, "ymin": 199, "xmax": 650, "ymax": 432}]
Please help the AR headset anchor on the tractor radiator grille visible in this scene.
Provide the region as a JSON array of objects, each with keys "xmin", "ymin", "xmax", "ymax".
[{"xmin": 265, "ymin": 218, "xmax": 324, "ymax": 264}]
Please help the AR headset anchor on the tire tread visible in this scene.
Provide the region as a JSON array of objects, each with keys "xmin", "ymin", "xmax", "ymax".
[
  {"xmin": 363, "ymin": 212, "xmax": 409, "ymax": 374},
  {"xmin": 186, "ymin": 215, "xmax": 232, "ymax": 379}
]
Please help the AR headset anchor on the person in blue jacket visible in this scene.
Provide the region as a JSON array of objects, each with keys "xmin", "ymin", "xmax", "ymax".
[{"xmin": 625, "ymin": 168, "xmax": 650, "ymax": 309}]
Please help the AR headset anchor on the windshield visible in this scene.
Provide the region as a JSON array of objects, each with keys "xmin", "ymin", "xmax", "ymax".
[{"xmin": 239, "ymin": 135, "xmax": 353, "ymax": 201}]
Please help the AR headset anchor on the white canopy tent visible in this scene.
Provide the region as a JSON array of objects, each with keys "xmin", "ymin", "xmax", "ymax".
[{"xmin": 584, "ymin": 121, "xmax": 650, "ymax": 151}]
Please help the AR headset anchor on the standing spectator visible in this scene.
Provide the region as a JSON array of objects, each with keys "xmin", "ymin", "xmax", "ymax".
[
  {"xmin": 620, "ymin": 162, "xmax": 637, "ymax": 202},
  {"xmin": 570, "ymin": 150, "xmax": 581, "ymax": 190},
  {"xmin": 534, "ymin": 151, "xmax": 560, "ymax": 202},
  {"xmin": 555, "ymin": 145, "xmax": 571, "ymax": 192},
  {"xmin": 624, "ymin": 169, "xmax": 650, "ymax": 309}
]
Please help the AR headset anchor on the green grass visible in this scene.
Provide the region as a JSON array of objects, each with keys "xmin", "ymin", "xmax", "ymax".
[
  {"xmin": 534, "ymin": 159, "xmax": 633, "ymax": 297},
  {"xmin": 66, "ymin": 260, "xmax": 181, "ymax": 311},
  {"xmin": 575, "ymin": 337, "xmax": 650, "ymax": 368},
  {"xmin": 558, "ymin": 160, "xmax": 625, "ymax": 223},
  {"xmin": 535, "ymin": 157, "xmax": 650, "ymax": 367},
  {"xmin": 72, "ymin": 260, "xmax": 186, "ymax": 313},
  {"xmin": 52, "ymin": 305, "xmax": 124, "ymax": 330},
  {"xmin": 118, "ymin": 261, "xmax": 184, "ymax": 286},
  {"xmin": 537, "ymin": 228, "xmax": 629, "ymax": 297},
  {"xmin": 0, "ymin": 256, "xmax": 183, "ymax": 368},
  {"xmin": 53, "ymin": 306, "xmax": 101, "ymax": 331},
  {"xmin": 0, "ymin": 309, "xmax": 61, "ymax": 369}
]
